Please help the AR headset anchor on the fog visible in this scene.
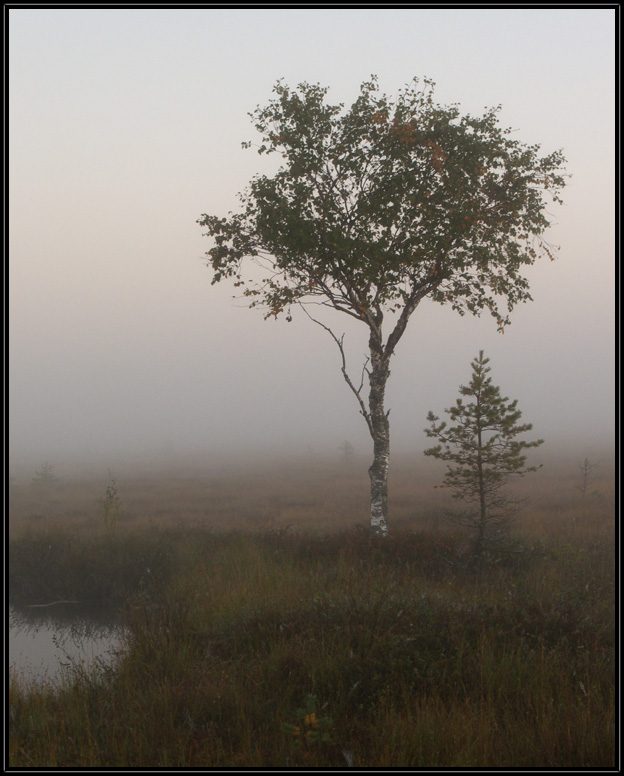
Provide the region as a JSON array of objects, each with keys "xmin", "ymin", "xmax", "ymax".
[{"xmin": 9, "ymin": 8, "xmax": 615, "ymax": 474}]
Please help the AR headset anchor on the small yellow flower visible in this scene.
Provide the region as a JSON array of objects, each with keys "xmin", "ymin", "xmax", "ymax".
[
  {"xmin": 292, "ymin": 725, "xmax": 301, "ymax": 736},
  {"xmin": 304, "ymin": 713, "xmax": 318, "ymax": 728}
]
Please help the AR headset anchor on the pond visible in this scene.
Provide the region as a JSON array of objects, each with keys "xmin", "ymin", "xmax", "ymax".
[{"xmin": 9, "ymin": 604, "xmax": 126, "ymax": 690}]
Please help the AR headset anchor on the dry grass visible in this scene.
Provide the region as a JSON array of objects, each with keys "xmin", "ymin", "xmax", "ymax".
[{"xmin": 9, "ymin": 449, "xmax": 615, "ymax": 767}]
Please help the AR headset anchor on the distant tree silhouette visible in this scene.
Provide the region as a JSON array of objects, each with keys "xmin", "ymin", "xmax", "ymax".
[
  {"xmin": 32, "ymin": 462, "xmax": 59, "ymax": 487},
  {"xmin": 339, "ymin": 440, "xmax": 355, "ymax": 462},
  {"xmin": 577, "ymin": 457, "xmax": 598, "ymax": 498}
]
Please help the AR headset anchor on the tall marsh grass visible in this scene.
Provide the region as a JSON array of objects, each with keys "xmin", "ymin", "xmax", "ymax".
[{"xmin": 9, "ymin": 454, "xmax": 615, "ymax": 767}]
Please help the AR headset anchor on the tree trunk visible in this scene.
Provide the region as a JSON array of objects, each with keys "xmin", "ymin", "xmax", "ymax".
[
  {"xmin": 476, "ymin": 399, "xmax": 486, "ymax": 555},
  {"xmin": 368, "ymin": 349, "xmax": 390, "ymax": 537},
  {"xmin": 475, "ymin": 522, "xmax": 485, "ymax": 556}
]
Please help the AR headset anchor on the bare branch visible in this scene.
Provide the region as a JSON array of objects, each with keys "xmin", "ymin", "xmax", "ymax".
[{"xmin": 299, "ymin": 305, "xmax": 373, "ymax": 436}]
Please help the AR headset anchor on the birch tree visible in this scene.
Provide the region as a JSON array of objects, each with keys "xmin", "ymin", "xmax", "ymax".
[{"xmin": 198, "ymin": 76, "xmax": 566, "ymax": 536}]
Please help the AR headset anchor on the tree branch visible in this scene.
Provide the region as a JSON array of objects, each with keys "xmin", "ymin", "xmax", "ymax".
[
  {"xmin": 299, "ymin": 305, "xmax": 373, "ymax": 436},
  {"xmin": 383, "ymin": 281, "xmax": 431, "ymax": 360}
]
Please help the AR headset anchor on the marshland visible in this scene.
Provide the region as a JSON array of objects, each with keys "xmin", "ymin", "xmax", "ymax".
[
  {"xmin": 9, "ymin": 7, "xmax": 616, "ymax": 771},
  {"xmin": 8, "ymin": 449, "xmax": 615, "ymax": 768}
]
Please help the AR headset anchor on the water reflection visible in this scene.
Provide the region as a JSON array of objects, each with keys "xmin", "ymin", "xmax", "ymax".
[{"xmin": 9, "ymin": 605, "xmax": 126, "ymax": 689}]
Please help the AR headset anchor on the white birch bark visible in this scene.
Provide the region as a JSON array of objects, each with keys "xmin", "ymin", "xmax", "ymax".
[{"xmin": 367, "ymin": 343, "xmax": 390, "ymax": 537}]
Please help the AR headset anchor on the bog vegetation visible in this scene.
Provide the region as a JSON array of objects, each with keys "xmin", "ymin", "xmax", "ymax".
[{"xmin": 8, "ymin": 453, "xmax": 614, "ymax": 767}]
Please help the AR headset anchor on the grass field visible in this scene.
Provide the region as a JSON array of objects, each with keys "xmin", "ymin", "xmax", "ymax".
[{"xmin": 8, "ymin": 451, "xmax": 615, "ymax": 767}]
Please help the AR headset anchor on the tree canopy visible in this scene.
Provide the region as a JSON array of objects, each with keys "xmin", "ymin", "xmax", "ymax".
[{"xmin": 199, "ymin": 76, "xmax": 566, "ymax": 338}]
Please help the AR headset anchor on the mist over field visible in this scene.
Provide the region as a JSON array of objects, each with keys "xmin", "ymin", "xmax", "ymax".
[
  {"xmin": 8, "ymin": 13, "xmax": 616, "ymax": 765},
  {"xmin": 9, "ymin": 8, "xmax": 615, "ymax": 474}
]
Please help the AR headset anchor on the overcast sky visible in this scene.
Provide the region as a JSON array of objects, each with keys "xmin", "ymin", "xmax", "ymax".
[{"xmin": 9, "ymin": 8, "xmax": 615, "ymax": 469}]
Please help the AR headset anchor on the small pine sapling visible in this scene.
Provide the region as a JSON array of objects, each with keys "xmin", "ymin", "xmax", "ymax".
[{"xmin": 424, "ymin": 351, "xmax": 543, "ymax": 555}]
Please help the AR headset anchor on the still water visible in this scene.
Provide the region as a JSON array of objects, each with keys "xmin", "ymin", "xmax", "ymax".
[{"xmin": 9, "ymin": 606, "xmax": 126, "ymax": 689}]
